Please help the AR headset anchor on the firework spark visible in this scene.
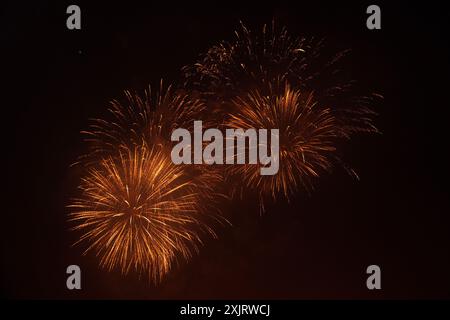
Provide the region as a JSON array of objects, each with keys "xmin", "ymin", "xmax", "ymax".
[{"xmin": 69, "ymin": 144, "xmax": 221, "ymax": 283}]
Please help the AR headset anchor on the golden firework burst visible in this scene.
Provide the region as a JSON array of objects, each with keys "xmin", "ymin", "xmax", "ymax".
[
  {"xmin": 69, "ymin": 144, "xmax": 221, "ymax": 283},
  {"xmin": 77, "ymin": 81, "xmax": 207, "ymax": 167},
  {"xmin": 225, "ymin": 84, "xmax": 339, "ymax": 203}
]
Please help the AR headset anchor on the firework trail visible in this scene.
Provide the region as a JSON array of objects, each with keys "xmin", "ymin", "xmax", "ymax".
[{"xmin": 183, "ymin": 21, "xmax": 381, "ymax": 206}]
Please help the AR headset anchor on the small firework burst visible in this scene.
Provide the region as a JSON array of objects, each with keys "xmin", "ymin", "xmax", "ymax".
[
  {"xmin": 69, "ymin": 144, "xmax": 221, "ymax": 283},
  {"xmin": 77, "ymin": 81, "xmax": 207, "ymax": 167},
  {"xmin": 183, "ymin": 20, "xmax": 342, "ymax": 99},
  {"xmin": 225, "ymin": 84, "xmax": 338, "ymax": 202}
]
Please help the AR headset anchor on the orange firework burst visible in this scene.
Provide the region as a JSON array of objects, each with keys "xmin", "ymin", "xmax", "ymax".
[
  {"xmin": 69, "ymin": 144, "xmax": 221, "ymax": 283},
  {"xmin": 78, "ymin": 81, "xmax": 207, "ymax": 166},
  {"xmin": 225, "ymin": 84, "xmax": 338, "ymax": 202}
]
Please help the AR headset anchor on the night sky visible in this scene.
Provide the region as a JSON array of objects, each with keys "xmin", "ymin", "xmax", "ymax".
[{"xmin": 2, "ymin": 1, "xmax": 450, "ymax": 299}]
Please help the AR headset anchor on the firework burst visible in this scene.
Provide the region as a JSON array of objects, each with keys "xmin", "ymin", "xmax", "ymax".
[
  {"xmin": 184, "ymin": 21, "xmax": 380, "ymax": 206},
  {"xmin": 183, "ymin": 20, "xmax": 342, "ymax": 99},
  {"xmin": 69, "ymin": 144, "xmax": 221, "ymax": 283},
  {"xmin": 77, "ymin": 81, "xmax": 207, "ymax": 167},
  {"xmin": 225, "ymin": 84, "xmax": 338, "ymax": 202}
]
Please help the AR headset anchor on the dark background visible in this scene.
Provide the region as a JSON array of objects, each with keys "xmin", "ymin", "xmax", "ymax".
[{"xmin": 2, "ymin": 1, "xmax": 450, "ymax": 299}]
